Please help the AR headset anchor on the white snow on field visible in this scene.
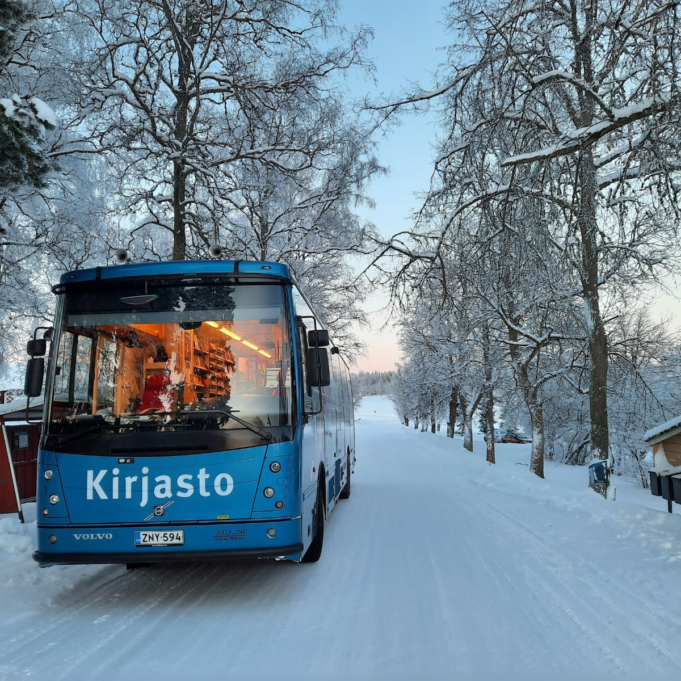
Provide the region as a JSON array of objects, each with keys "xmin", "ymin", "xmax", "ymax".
[{"xmin": 1, "ymin": 395, "xmax": 680, "ymax": 680}]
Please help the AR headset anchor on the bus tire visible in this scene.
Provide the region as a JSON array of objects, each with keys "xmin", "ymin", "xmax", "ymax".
[
  {"xmin": 339, "ymin": 452, "xmax": 351, "ymax": 499},
  {"xmin": 302, "ymin": 479, "xmax": 325, "ymax": 563}
]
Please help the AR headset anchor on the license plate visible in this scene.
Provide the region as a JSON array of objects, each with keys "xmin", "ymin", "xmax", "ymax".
[{"xmin": 134, "ymin": 530, "xmax": 184, "ymax": 547}]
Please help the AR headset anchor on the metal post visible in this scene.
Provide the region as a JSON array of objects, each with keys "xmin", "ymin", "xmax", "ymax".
[{"xmin": 1, "ymin": 419, "xmax": 24, "ymax": 523}]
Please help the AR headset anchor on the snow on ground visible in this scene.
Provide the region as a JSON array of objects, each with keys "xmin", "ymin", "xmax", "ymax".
[{"xmin": 1, "ymin": 396, "xmax": 680, "ymax": 680}]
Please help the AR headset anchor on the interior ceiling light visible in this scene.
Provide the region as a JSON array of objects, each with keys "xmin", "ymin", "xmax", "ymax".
[
  {"xmin": 206, "ymin": 321, "xmax": 269, "ymax": 356},
  {"xmin": 220, "ymin": 327, "xmax": 241, "ymax": 341}
]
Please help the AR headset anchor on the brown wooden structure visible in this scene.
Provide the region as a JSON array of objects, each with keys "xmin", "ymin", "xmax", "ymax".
[{"xmin": 645, "ymin": 415, "xmax": 681, "ymax": 513}]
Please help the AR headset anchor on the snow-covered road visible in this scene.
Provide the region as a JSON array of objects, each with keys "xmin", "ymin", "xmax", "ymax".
[{"xmin": 1, "ymin": 396, "xmax": 681, "ymax": 680}]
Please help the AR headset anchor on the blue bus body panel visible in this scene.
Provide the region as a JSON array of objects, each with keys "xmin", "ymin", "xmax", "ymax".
[
  {"xmin": 58, "ymin": 260, "xmax": 291, "ymax": 284},
  {"xmin": 36, "ymin": 518, "xmax": 302, "ymax": 561},
  {"xmin": 54, "ymin": 447, "xmax": 269, "ymax": 524}
]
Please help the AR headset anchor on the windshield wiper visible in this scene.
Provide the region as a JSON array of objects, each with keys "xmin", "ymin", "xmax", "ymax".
[
  {"xmin": 51, "ymin": 421, "xmax": 146, "ymax": 446},
  {"xmin": 177, "ymin": 409, "xmax": 273, "ymax": 441},
  {"xmin": 139, "ymin": 409, "xmax": 272, "ymax": 441},
  {"xmin": 52, "ymin": 409, "xmax": 272, "ymax": 445}
]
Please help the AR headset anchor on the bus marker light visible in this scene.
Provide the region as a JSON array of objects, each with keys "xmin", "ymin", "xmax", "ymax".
[
  {"xmin": 44, "ymin": 470, "xmax": 54, "ymax": 480},
  {"xmin": 275, "ymin": 501, "xmax": 284, "ymax": 509},
  {"xmin": 43, "ymin": 509, "xmax": 49, "ymax": 516},
  {"xmin": 266, "ymin": 529, "xmax": 276, "ymax": 538},
  {"xmin": 269, "ymin": 461, "xmax": 281, "ymax": 473},
  {"xmin": 48, "ymin": 535, "xmax": 57, "ymax": 544},
  {"xmin": 216, "ymin": 515, "xmax": 229, "ymax": 520},
  {"xmin": 264, "ymin": 487, "xmax": 275, "ymax": 498},
  {"xmin": 49, "ymin": 494, "xmax": 60, "ymax": 505}
]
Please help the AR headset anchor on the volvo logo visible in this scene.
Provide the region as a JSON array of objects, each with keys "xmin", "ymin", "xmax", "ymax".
[
  {"xmin": 144, "ymin": 500, "xmax": 174, "ymax": 521},
  {"xmin": 73, "ymin": 533, "xmax": 113, "ymax": 540}
]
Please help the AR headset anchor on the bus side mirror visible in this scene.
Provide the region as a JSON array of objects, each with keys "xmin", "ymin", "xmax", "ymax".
[
  {"xmin": 308, "ymin": 329, "xmax": 329, "ymax": 347},
  {"xmin": 308, "ymin": 348, "xmax": 330, "ymax": 387},
  {"xmin": 25, "ymin": 357, "xmax": 45, "ymax": 397},
  {"xmin": 27, "ymin": 338, "xmax": 47, "ymax": 356}
]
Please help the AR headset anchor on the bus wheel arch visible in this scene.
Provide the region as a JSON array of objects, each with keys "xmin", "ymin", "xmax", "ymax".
[
  {"xmin": 302, "ymin": 467, "xmax": 325, "ymax": 563},
  {"xmin": 340, "ymin": 450, "xmax": 351, "ymax": 499}
]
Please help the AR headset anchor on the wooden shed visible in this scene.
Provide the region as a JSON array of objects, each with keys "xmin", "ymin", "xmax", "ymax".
[
  {"xmin": 644, "ymin": 415, "xmax": 681, "ymax": 513},
  {"xmin": 0, "ymin": 394, "xmax": 43, "ymax": 515}
]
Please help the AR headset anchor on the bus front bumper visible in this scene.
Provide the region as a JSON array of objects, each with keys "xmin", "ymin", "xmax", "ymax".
[{"xmin": 33, "ymin": 518, "xmax": 303, "ymax": 566}]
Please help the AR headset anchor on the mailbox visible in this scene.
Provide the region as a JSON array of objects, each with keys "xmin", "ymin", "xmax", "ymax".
[
  {"xmin": 660, "ymin": 475, "xmax": 675, "ymax": 502},
  {"xmin": 672, "ymin": 476, "xmax": 681, "ymax": 504},
  {"xmin": 589, "ymin": 460, "xmax": 608, "ymax": 491},
  {"xmin": 649, "ymin": 471, "xmax": 662, "ymax": 496}
]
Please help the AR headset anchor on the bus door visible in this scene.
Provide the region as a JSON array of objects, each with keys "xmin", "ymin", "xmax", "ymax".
[
  {"xmin": 334, "ymin": 354, "xmax": 346, "ymax": 462},
  {"xmin": 323, "ymin": 358, "xmax": 338, "ymax": 502}
]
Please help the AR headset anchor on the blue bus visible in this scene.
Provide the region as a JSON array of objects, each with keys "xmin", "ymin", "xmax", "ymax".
[{"xmin": 26, "ymin": 260, "xmax": 355, "ymax": 566}]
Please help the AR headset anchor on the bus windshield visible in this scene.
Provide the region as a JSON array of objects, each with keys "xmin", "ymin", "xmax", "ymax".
[{"xmin": 47, "ymin": 280, "xmax": 294, "ymax": 451}]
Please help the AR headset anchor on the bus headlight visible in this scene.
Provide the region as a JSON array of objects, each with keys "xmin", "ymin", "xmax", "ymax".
[
  {"xmin": 269, "ymin": 461, "xmax": 281, "ymax": 473},
  {"xmin": 44, "ymin": 470, "xmax": 54, "ymax": 480},
  {"xmin": 266, "ymin": 528, "xmax": 276, "ymax": 538},
  {"xmin": 263, "ymin": 487, "xmax": 275, "ymax": 498},
  {"xmin": 49, "ymin": 494, "xmax": 60, "ymax": 505}
]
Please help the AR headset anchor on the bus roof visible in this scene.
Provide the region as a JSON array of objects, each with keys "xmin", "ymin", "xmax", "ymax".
[{"xmin": 58, "ymin": 260, "xmax": 292, "ymax": 285}]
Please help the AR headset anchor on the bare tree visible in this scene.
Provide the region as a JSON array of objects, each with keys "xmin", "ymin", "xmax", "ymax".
[{"xmin": 71, "ymin": 0, "xmax": 373, "ymax": 260}]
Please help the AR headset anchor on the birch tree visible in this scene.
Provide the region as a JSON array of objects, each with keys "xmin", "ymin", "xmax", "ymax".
[{"xmin": 372, "ymin": 0, "xmax": 681, "ymax": 466}]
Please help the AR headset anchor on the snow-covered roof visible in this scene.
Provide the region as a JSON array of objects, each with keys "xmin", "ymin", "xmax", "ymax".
[
  {"xmin": 651, "ymin": 463, "xmax": 681, "ymax": 476},
  {"xmin": 0, "ymin": 394, "xmax": 44, "ymax": 419},
  {"xmin": 644, "ymin": 415, "xmax": 681, "ymax": 443}
]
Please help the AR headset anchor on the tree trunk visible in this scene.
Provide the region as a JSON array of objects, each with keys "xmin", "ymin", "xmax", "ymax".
[
  {"xmin": 527, "ymin": 392, "xmax": 545, "ymax": 478},
  {"xmin": 414, "ymin": 419, "xmax": 419, "ymax": 430},
  {"xmin": 574, "ymin": 24, "xmax": 610, "ymax": 462},
  {"xmin": 485, "ymin": 394, "xmax": 495, "ymax": 465},
  {"xmin": 506, "ymin": 323, "xmax": 546, "ymax": 477},
  {"xmin": 579, "ymin": 153, "xmax": 610, "ymax": 462},
  {"xmin": 404, "ymin": 416, "xmax": 409, "ymax": 427},
  {"xmin": 430, "ymin": 402, "xmax": 436, "ymax": 434},
  {"xmin": 460, "ymin": 393, "xmax": 473, "ymax": 452},
  {"xmin": 482, "ymin": 324, "xmax": 494, "ymax": 463},
  {"xmin": 172, "ymin": 158, "xmax": 186, "ymax": 260},
  {"xmin": 463, "ymin": 414, "xmax": 473, "ymax": 451},
  {"xmin": 447, "ymin": 387, "xmax": 458, "ymax": 438}
]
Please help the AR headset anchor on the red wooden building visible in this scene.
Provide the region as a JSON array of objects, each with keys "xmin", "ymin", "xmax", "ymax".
[{"xmin": 0, "ymin": 393, "xmax": 43, "ymax": 515}]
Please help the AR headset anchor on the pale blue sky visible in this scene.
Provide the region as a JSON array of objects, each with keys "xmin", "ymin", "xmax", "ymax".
[{"xmin": 338, "ymin": 0, "xmax": 450, "ymax": 371}]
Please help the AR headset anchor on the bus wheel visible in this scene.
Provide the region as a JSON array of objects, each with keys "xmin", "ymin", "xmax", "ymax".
[
  {"xmin": 302, "ymin": 481, "xmax": 325, "ymax": 563},
  {"xmin": 339, "ymin": 453, "xmax": 351, "ymax": 499}
]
